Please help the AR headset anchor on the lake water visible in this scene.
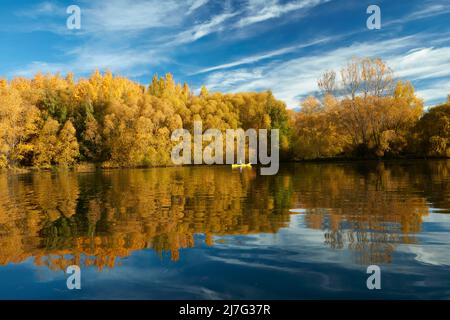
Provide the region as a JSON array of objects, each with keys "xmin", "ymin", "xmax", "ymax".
[{"xmin": 0, "ymin": 160, "xmax": 449, "ymax": 299}]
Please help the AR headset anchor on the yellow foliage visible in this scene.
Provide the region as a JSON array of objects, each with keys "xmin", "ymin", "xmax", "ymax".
[{"xmin": 0, "ymin": 60, "xmax": 446, "ymax": 167}]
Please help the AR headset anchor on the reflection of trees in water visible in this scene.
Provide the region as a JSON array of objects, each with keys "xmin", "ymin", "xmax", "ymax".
[
  {"xmin": 293, "ymin": 161, "xmax": 450, "ymax": 264},
  {"xmin": 0, "ymin": 167, "xmax": 293, "ymax": 270},
  {"xmin": 0, "ymin": 161, "xmax": 448, "ymax": 270}
]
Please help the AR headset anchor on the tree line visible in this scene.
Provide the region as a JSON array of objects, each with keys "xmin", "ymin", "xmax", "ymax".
[{"xmin": 0, "ymin": 57, "xmax": 449, "ymax": 168}]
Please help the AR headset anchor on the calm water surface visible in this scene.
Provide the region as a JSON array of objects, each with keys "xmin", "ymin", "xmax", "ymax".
[{"xmin": 0, "ymin": 160, "xmax": 449, "ymax": 299}]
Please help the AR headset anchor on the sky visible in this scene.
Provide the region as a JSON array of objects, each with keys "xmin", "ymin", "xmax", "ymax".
[{"xmin": 0, "ymin": 0, "xmax": 449, "ymax": 109}]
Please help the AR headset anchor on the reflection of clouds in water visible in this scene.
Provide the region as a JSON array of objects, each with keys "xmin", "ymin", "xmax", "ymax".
[
  {"xmin": 423, "ymin": 212, "xmax": 450, "ymax": 223},
  {"xmin": 229, "ymin": 215, "xmax": 358, "ymax": 266},
  {"xmin": 34, "ymin": 249, "xmax": 227, "ymax": 299},
  {"xmin": 398, "ymin": 212, "xmax": 450, "ymax": 267},
  {"xmin": 79, "ymin": 252, "xmax": 227, "ymax": 299},
  {"xmin": 204, "ymin": 214, "xmax": 450, "ymax": 298},
  {"xmin": 213, "ymin": 214, "xmax": 364, "ymax": 269},
  {"xmin": 6, "ymin": 212, "xmax": 450, "ymax": 299},
  {"xmin": 208, "ymin": 258, "xmax": 344, "ymax": 295},
  {"xmin": 403, "ymin": 245, "xmax": 450, "ymax": 267}
]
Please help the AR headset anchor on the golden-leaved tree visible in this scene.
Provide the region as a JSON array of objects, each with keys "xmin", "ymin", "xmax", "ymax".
[
  {"xmin": 292, "ymin": 57, "xmax": 425, "ymax": 159},
  {"xmin": 55, "ymin": 120, "xmax": 79, "ymax": 166},
  {"xmin": 0, "ymin": 80, "xmax": 41, "ymax": 167},
  {"xmin": 32, "ymin": 118, "xmax": 59, "ymax": 167},
  {"xmin": 412, "ymin": 97, "xmax": 450, "ymax": 157}
]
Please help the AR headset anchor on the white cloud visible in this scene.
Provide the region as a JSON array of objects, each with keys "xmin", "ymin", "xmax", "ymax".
[
  {"xmin": 389, "ymin": 47, "xmax": 450, "ymax": 80},
  {"xmin": 8, "ymin": 0, "xmax": 332, "ymax": 78},
  {"xmin": 10, "ymin": 0, "xmax": 223, "ymax": 77},
  {"xmin": 187, "ymin": 0, "xmax": 210, "ymax": 15},
  {"xmin": 204, "ymin": 36, "xmax": 420, "ymax": 107},
  {"xmin": 13, "ymin": 47, "xmax": 165, "ymax": 78},
  {"xmin": 398, "ymin": 212, "xmax": 450, "ymax": 266},
  {"xmin": 16, "ymin": 1, "xmax": 64, "ymax": 18},
  {"xmin": 84, "ymin": 0, "xmax": 188, "ymax": 33},
  {"xmin": 416, "ymin": 80, "xmax": 450, "ymax": 105},
  {"xmin": 193, "ymin": 36, "xmax": 333, "ymax": 74},
  {"xmin": 385, "ymin": 2, "xmax": 450, "ymax": 26},
  {"xmin": 203, "ymin": 34, "xmax": 450, "ymax": 108},
  {"xmin": 204, "ymin": 68, "xmax": 265, "ymax": 91},
  {"xmin": 169, "ymin": 0, "xmax": 330, "ymax": 47},
  {"xmin": 170, "ymin": 12, "xmax": 238, "ymax": 45},
  {"xmin": 388, "ymin": 46, "xmax": 450, "ymax": 104},
  {"xmin": 237, "ymin": 0, "xmax": 330, "ymax": 27}
]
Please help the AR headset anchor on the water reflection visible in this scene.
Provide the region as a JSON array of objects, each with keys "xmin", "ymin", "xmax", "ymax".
[{"xmin": 0, "ymin": 160, "xmax": 449, "ymax": 272}]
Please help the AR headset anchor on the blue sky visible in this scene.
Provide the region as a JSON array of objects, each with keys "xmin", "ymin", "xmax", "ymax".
[{"xmin": 1, "ymin": 0, "xmax": 449, "ymax": 108}]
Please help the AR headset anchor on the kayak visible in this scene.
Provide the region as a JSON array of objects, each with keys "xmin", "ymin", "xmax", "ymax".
[{"xmin": 231, "ymin": 163, "xmax": 252, "ymax": 168}]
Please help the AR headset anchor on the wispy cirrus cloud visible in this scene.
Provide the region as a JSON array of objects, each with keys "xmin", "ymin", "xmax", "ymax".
[
  {"xmin": 187, "ymin": 0, "xmax": 210, "ymax": 15},
  {"xmin": 416, "ymin": 79, "xmax": 450, "ymax": 104},
  {"xmin": 390, "ymin": 47, "xmax": 450, "ymax": 80},
  {"xmin": 237, "ymin": 0, "xmax": 330, "ymax": 27},
  {"xmin": 7, "ymin": 0, "xmax": 333, "ymax": 78},
  {"xmin": 15, "ymin": 1, "xmax": 64, "ymax": 18},
  {"xmin": 170, "ymin": 12, "xmax": 238, "ymax": 45},
  {"xmin": 171, "ymin": 0, "xmax": 331, "ymax": 46},
  {"xmin": 193, "ymin": 36, "xmax": 333, "ymax": 75},
  {"xmin": 204, "ymin": 35, "xmax": 450, "ymax": 107},
  {"xmin": 385, "ymin": 1, "xmax": 450, "ymax": 26},
  {"xmin": 13, "ymin": 46, "xmax": 165, "ymax": 78},
  {"xmin": 83, "ymin": 0, "xmax": 189, "ymax": 33},
  {"xmin": 193, "ymin": 47, "xmax": 296, "ymax": 75},
  {"xmin": 14, "ymin": 0, "xmax": 211, "ymax": 34},
  {"xmin": 9, "ymin": 0, "xmax": 217, "ymax": 77}
]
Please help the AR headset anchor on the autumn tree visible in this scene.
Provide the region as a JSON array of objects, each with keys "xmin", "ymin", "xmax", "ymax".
[
  {"xmin": 55, "ymin": 120, "xmax": 79, "ymax": 165},
  {"xmin": 291, "ymin": 57, "xmax": 425, "ymax": 159},
  {"xmin": 292, "ymin": 95, "xmax": 347, "ymax": 159},
  {"xmin": 412, "ymin": 101, "xmax": 450, "ymax": 156},
  {"xmin": 331, "ymin": 58, "xmax": 421, "ymax": 156},
  {"xmin": 33, "ymin": 118, "xmax": 60, "ymax": 167},
  {"xmin": 0, "ymin": 80, "xmax": 40, "ymax": 167}
]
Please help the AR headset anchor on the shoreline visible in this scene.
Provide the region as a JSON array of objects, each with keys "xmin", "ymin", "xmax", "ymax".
[{"xmin": 1, "ymin": 156, "xmax": 449, "ymax": 174}]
